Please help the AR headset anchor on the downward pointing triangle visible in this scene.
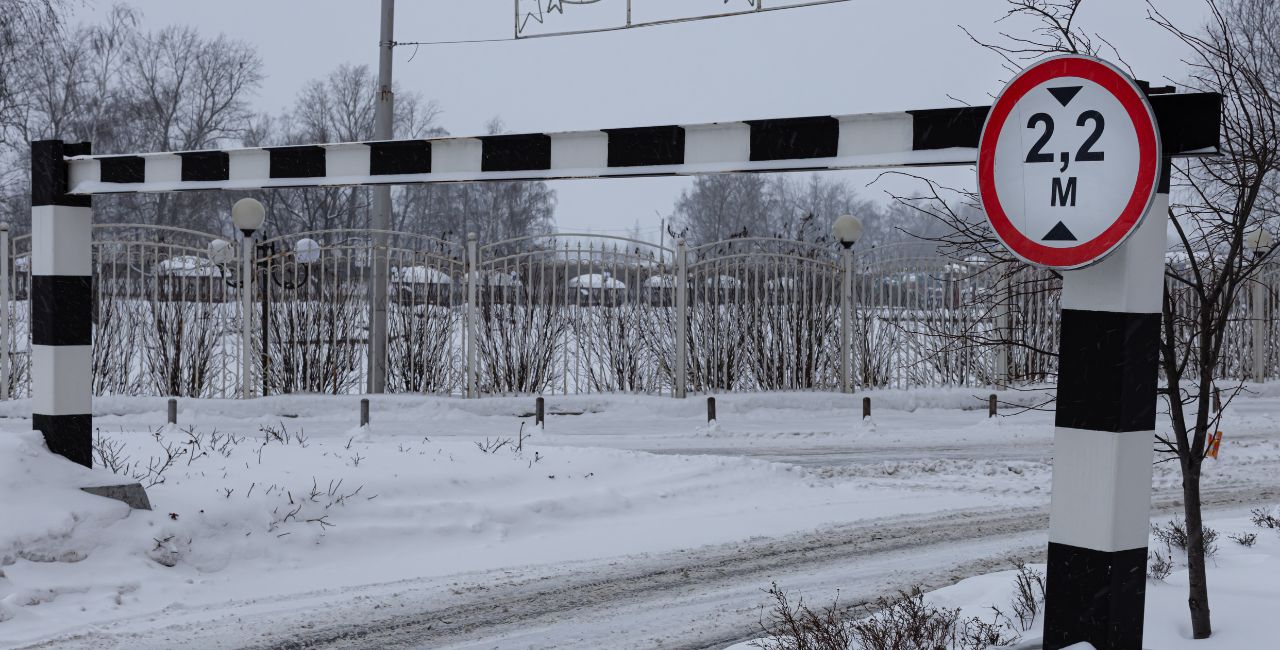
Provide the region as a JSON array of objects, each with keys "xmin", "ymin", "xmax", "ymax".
[
  {"xmin": 1043, "ymin": 221, "xmax": 1077, "ymax": 241},
  {"xmin": 1048, "ymin": 86, "xmax": 1083, "ymax": 107}
]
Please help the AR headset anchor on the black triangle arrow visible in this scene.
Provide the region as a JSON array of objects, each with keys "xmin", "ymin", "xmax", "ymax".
[
  {"xmin": 1043, "ymin": 221, "xmax": 1077, "ymax": 241},
  {"xmin": 1047, "ymin": 86, "xmax": 1083, "ymax": 107}
]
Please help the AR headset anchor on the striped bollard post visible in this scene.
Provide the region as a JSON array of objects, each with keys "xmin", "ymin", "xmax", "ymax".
[
  {"xmin": 1043, "ymin": 159, "xmax": 1170, "ymax": 649},
  {"xmin": 30, "ymin": 140, "xmax": 94, "ymax": 467}
]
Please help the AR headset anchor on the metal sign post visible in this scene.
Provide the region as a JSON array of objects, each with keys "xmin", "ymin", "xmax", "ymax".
[{"xmin": 978, "ymin": 54, "xmax": 1175, "ymax": 650}]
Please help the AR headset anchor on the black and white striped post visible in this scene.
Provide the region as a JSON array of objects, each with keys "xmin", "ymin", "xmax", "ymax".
[
  {"xmin": 1042, "ymin": 159, "xmax": 1169, "ymax": 649},
  {"xmin": 974, "ymin": 55, "xmax": 1215, "ymax": 650},
  {"xmin": 30, "ymin": 140, "xmax": 94, "ymax": 468}
]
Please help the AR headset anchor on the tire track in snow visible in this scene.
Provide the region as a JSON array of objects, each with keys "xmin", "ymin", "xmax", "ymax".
[{"xmin": 25, "ymin": 484, "xmax": 1269, "ymax": 650}]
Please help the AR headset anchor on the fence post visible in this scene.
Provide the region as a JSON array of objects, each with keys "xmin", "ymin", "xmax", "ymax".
[
  {"xmin": 862, "ymin": 396, "xmax": 871, "ymax": 419},
  {"xmin": 260, "ymin": 244, "xmax": 270, "ymax": 398},
  {"xmin": 241, "ymin": 231, "xmax": 255, "ymax": 399},
  {"xmin": 466, "ymin": 232, "xmax": 479, "ymax": 399},
  {"xmin": 536, "ymin": 396, "xmax": 544, "ymax": 428},
  {"xmin": 167, "ymin": 398, "xmax": 177, "ymax": 425},
  {"xmin": 1252, "ymin": 275, "xmax": 1266, "ymax": 383},
  {"xmin": 840, "ymin": 246, "xmax": 852, "ymax": 393},
  {"xmin": 674, "ymin": 238, "xmax": 688, "ymax": 399},
  {"xmin": 0, "ymin": 222, "xmax": 8, "ymax": 401},
  {"xmin": 360, "ymin": 398, "xmax": 370, "ymax": 426},
  {"xmin": 706, "ymin": 396, "xmax": 716, "ymax": 423},
  {"xmin": 989, "ymin": 394, "xmax": 997, "ymax": 418},
  {"xmin": 995, "ymin": 267, "xmax": 1011, "ymax": 389}
]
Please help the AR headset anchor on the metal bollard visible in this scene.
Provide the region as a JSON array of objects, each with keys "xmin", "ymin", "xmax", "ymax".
[
  {"xmin": 167, "ymin": 398, "xmax": 177, "ymax": 425},
  {"xmin": 707, "ymin": 396, "xmax": 716, "ymax": 423},
  {"xmin": 536, "ymin": 396, "xmax": 545, "ymax": 428},
  {"xmin": 360, "ymin": 398, "xmax": 370, "ymax": 427},
  {"xmin": 989, "ymin": 394, "xmax": 997, "ymax": 418},
  {"xmin": 862, "ymin": 396, "xmax": 871, "ymax": 419}
]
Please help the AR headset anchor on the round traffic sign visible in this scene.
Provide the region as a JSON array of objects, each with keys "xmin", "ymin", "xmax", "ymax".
[{"xmin": 977, "ymin": 55, "xmax": 1161, "ymax": 269}]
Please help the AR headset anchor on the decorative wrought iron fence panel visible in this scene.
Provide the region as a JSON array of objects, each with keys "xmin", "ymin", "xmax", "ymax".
[{"xmin": 7, "ymin": 226, "xmax": 1278, "ymax": 401}]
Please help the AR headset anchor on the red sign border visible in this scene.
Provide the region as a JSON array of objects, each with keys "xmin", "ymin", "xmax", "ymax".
[{"xmin": 977, "ymin": 55, "xmax": 1161, "ymax": 270}]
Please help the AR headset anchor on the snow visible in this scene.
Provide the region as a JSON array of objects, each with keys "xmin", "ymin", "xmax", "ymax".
[
  {"xmin": 0, "ymin": 388, "xmax": 1277, "ymax": 647},
  {"xmin": 567, "ymin": 272, "xmax": 626, "ymax": 290},
  {"xmin": 462, "ymin": 270, "xmax": 523, "ymax": 286},
  {"xmin": 729, "ymin": 506, "xmax": 1280, "ymax": 649},
  {"xmin": 154, "ymin": 255, "xmax": 225, "ymax": 278},
  {"xmin": 643, "ymin": 273, "xmax": 678, "ymax": 288},
  {"xmin": 390, "ymin": 265, "xmax": 452, "ymax": 284}
]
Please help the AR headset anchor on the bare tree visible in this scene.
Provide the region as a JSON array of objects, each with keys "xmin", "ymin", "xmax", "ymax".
[{"xmin": 1148, "ymin": 0, "xmax": 1280, "ymax": 638}]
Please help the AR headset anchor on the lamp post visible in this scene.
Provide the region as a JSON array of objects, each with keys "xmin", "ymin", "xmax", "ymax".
[
  {"xmin": 832, "ymin": 214, "xmax": 863, "ymax": 394},
  {"xmin": 1248, "ymin": 228, "xmax": 1273, "ymax": 383},
  {"xmin": 231, "ymin": 199, "xmax": 265, "ymax": 399},
  {"xmin": 217, "ymin": 204, "xmax": 319, "ymax": 398}
]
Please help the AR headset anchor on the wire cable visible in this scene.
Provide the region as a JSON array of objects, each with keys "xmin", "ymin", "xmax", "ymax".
[{"xmin": 395, "ymin": 0, "xmax": 856, "ymax": 50}]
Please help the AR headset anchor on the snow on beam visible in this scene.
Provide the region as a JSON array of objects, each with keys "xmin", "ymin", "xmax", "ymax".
[{"xmin": 62, "ymin": 94, "xmax": 1221, "ymax": 196}]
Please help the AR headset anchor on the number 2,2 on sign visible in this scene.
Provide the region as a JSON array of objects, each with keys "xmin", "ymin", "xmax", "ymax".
[{"xmin": 1024, "ymin": 97, "xmax": 1106, "ymax": 209}]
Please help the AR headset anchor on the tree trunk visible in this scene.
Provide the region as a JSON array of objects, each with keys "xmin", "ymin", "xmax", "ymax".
[{"xmin": 1182, "ymin": 456, "xmax": 1212, "ymax": 638}]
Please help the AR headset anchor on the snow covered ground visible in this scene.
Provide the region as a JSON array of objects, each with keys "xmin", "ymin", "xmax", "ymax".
[
  {"xmin": 1, "ymin": 388, "xmax": 1278, "ymax": 649},
  {"xmin": 730, "ymin": 507, "xmax": 1280, "ymax": 650}
]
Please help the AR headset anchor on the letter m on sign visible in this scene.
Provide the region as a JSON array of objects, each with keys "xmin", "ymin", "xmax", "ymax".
[{"xmin": 1052, "ymin": 177, "xmax": 1077, "ymax": 207}]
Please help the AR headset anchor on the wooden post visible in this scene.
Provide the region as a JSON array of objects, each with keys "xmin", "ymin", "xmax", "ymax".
[
  {"xmin": 360, "ymin": 398, "xmax": 370, "ymax": 427},
  {"xmin": 1213, "ymin": 386, "xmax": 1222, "ymax": 413},
  {"xmin": 536, "ymin": 396, "xmax": 545, "ymax": 428},
  {"xmin": 989, "ymin": 394, "xmax": 997, "ymax": 418},
  {"xmin": 862, "ymin": 396, "xmax": 871, "ymax": 419},
  {"xmin": 706, "ymin": 396, "xmax": 716, "ymax": 423},
  {"xmin": 167, "ymin": 398, "xmax": 177, "ymax": 426}
]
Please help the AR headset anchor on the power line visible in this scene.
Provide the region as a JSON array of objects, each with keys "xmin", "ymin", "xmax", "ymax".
[{"xmin": 395, "ymin": 0, "xmax": 856, "ymax": 50}]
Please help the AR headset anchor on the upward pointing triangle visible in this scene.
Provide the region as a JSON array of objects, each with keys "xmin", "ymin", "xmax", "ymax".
[
  {"xmin": 1047, "ymin": 86, "xmax": 1083, "ymax": 107},
  {"xmin": 1043, "ymin": 221, "xmax": 1077, "ymax": 241}
]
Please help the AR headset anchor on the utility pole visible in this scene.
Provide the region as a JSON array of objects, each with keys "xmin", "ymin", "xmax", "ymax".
[{"xmin": 369, "ymin": 0, "xmax": 394, "ymax": 394}]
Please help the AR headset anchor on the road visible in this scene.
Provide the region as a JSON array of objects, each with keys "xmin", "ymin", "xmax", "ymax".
[{"xmin": 21, "ymin": 483, "xmax": 1277, "ymax": 650}]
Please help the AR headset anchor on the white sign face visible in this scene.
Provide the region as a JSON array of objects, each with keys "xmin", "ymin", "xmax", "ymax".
[{"xmin": 978, "ymin": 55, "xmax": 1161, "ymax": 269}]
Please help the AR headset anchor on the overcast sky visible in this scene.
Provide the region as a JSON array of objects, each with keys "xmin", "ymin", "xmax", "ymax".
[{"xmin": 80, "ymin": 0, "xmax": 1209, "ymax": 238}]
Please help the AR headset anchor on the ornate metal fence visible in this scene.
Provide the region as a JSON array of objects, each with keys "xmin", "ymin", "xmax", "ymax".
[{"xmin": 4, "ymin": 225, "xmax": 1273, "ymax": 400}]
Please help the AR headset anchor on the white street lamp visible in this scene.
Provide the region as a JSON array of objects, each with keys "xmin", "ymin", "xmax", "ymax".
[
  {"xmin": 832, "ymin": 214, "xmax": 864, "ymax": 249},
  {"xmin": 294, "ymin": 238, "xmax": 322, "ymax": 265},
  {"xmin": 832, "ymin": 214, "xmax": 863, "ymax": 394},
  {"xmin": 1247, "ymin": 228, "xmax": 1273, "ymax": 256},
  {"xmin": 232, "ymin": 198, "xmax": 266, "ymax": 235},
  {"xmin": 231, "ymin": 198, "xmax": 266, "ymax": 399}
]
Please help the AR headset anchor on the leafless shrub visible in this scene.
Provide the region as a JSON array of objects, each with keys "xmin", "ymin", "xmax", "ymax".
[
  {"xmin": 90, "ymin": 289, "xmax": 141, "ymax": 395},
  {"xmin": 851, "ymin": 589, "xmax": 1017, "ymax": 650},
  {"xmin": 476, "ymin": 299, "xmax": 565, "ymax": 394},
  {"xmin": 146, "ymin": 293, "xmax": 220, "ymax": 397},
  {"xmin": 1149, "ymin": 550, "xmax": 1175, "ymax": 582},
  {"xmin": 751, "ymin": 582, "xmax": 853, "ymax": 650},
  {"xmin": 475, "ymin": 437, "xmax": 513, "ymax": 454},
  {"xmin": 264, "ymin": 266, "xmax": 364, "ymax": 395},
  {"xmin": 754, "ymin": 584, "xmax": 1018, "ymax": 650},
  {"xmin": 1229, "ymin": 532, "xmax": 1257, "ymax": 547},
  {"xmin": 92, "ymin": 432, "xmax": 131, "ymax": 474},
  {"xmin": 1153, "ymin": 517, "xmax": 1220, "ymax": 558},
  {"xmin": 1005, "ymin": 563, "xmax": 1045, "ymax": 632},
  {"xmin": 1251, "ymin": 507, "xmax": 1280, "ymax": 529},
  {"xmin": 387, "ymin": 302, "xmax": 459, "ymax": 393}
]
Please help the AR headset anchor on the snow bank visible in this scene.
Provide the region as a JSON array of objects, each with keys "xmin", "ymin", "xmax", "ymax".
[
  {"xmin": 0, "ymin": 397, "xmax": 1006, "ymax": 646},
  {"xmin": 730, "ymin": 508, "xmax": 1280, "ymax": 649}
]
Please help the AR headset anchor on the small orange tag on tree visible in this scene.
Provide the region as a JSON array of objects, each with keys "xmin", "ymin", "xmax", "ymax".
[{"xmin": 1207, "ymin": 431, "xmax": 1223, "ymax": 459}]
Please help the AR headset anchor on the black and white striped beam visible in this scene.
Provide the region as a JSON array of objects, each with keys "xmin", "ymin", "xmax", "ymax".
[
  {"xmin": 62, "ymin": 93, "xmax": 1219, "ymax": 195},
  {"xmin": 31, "ymin": 140, "xmax": 93, "ymax": 468},
  {"xmin": 1041, "ymin": 160, "xmax": 1172, "ymax": 650}
]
